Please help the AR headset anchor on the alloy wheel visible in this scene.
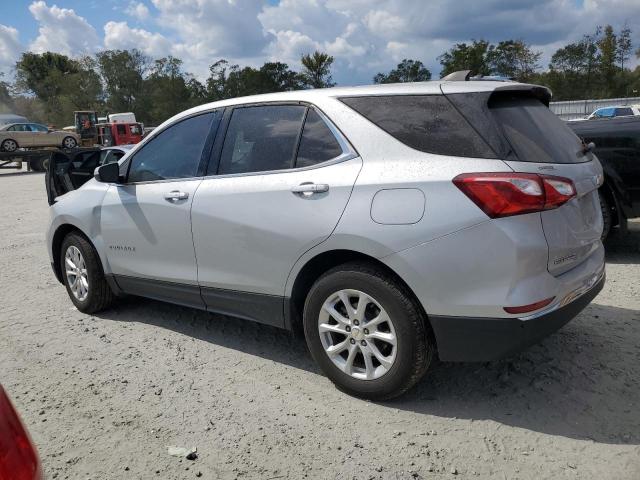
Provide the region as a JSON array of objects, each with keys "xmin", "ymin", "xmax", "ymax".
[
  {"xmin": 65, "ymin": 246, "xmax": 89, "ymax": 301},
  {"xmin": 318, "ymin": 289, "xmax": 397, "ymax": 380},
  {"xmin": 2, "ymin": 140, "xmax": 17, "ymax": 152}
]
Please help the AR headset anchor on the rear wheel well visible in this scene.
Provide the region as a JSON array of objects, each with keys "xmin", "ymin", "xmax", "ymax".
[
  {"xmin": 599, "ymin": 181, "xmax": 619, "ymax": 227},
  {"xmin": 51, "ymin": 225, "xmax": 89, "ymax": 284},
  {"xmin": 288, "ymin": 250, "xmax": 433, "ymax": 340}
]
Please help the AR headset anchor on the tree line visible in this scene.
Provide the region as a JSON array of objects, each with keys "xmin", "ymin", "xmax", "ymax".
[
  {"xmin": 0, "ymin": 23, "xmax": 639, "ymax": 127},
  {"xmin": 0, "ymin": 50, "xmax": 336, "ymax": 127}
]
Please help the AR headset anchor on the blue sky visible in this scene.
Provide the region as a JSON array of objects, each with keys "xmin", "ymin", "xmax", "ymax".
[{"xmin": 1, "ymin": 0, "xmax": 639, "ymax": 85}]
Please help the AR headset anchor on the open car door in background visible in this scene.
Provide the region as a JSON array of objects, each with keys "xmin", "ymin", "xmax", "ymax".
[{"xmin": 46, "ymin": 149, "xmax": 102, "ymax": 205}]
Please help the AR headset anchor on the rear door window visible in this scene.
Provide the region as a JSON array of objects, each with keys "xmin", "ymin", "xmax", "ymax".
[
  {"xmin": 295, "ymin": 109, "xmax": 343, "ymax": 168},
  {"xmin": 217, "ymin": 105, "xmax": 306, "ymax": 175},
  {"xmin": 340, "ymin": 95, "xmax": 497, "ymax": 158}
]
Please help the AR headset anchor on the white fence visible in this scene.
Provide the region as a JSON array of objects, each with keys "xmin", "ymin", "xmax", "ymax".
[{"xmin": 549, "ymin": 97, "xmax": 640, "ymax": 120}]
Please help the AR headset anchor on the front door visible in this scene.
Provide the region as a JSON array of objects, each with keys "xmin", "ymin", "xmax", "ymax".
[
  {"xmin": 100, "ymin": 111, "xmax": 220, "ymax": 307},
  {"xmin": 191, "ymin": 104, "xmax": 362, "ymax": 325}
]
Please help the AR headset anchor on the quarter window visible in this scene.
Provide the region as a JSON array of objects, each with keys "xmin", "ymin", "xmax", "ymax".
[
  {"xmin": 296, "ymin": 109, "xmax": 343, "ymax": 167},
  {"xmin": 217, "ymin": 105, "xmax": 306, "ymax": 175},
  {"xmin": 128, "ymin": 112, "xmax": 216, "ymax": 183},
  {"xmin": 340, "ymin": 95, "xmax": 496, "ymax": 158}
]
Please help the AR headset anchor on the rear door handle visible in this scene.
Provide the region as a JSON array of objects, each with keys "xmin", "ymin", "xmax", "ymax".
[
  {"xmin": 164, "ymin": 190, "xmax": 189, "ymax": 202},
  {"xmin": 291, "ymin": 183, "xmax": 329, "ymax": 196}
]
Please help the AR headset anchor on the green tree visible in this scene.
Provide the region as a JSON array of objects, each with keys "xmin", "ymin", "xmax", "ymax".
[
  {"xmin": 300, "ymin": 51, "xmax": 335, "ymax": 88},
  {"xmin": 373, "ymin": 59, "xmax": 431, "ymax": 83},
  {"xmin": 438, "ymin": 40, "xmax": 491, "ymax": 77},
  {"xmin": 15, "ymin": 51, "xmax": 102, "ymax": 126},
  {"xmin": 0, "ymin": 73, "xmax": 14, "ymax": 114},
  {"xmin": 97, "ymin": 49, "xmax": 149, "ymax": 114},
  {"xmin": 598, "ymin": 25, "xmax": 618, "ymax": 94},
  {"xmin": 145, "ymin": 56, "xmax": 194, "ymax": 124},
  {"xmin": 486, "ymin": 40, "xmax": 541, "ymax": 82},
  {"xmin": 617, "ymin": 24, "xmax": 633, "ymax": 70}
]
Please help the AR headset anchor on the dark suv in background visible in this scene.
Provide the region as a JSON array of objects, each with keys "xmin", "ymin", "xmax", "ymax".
[{"xmin": 569, "ymin": 116, "xmax": 640, "ymax": 239}]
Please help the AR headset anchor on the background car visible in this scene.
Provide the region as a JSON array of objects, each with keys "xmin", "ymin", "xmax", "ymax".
[
  {"xmin": 46, "ymin": 81, "xmax": 604, "ymax": 400},
  {"xmin": 0, "ymin": 385, "xmax": 43, "ymax": 480},
  {"xmin": 0, "ymin": 122, "xmax": 80, "ymax": 152},
  {"xmin": 586, "ymin": 105, "xmax": 640, "ymax": 120},
  {"xmin": 569, "ymin": 115, "xmax": 640, "ymax": 239}
]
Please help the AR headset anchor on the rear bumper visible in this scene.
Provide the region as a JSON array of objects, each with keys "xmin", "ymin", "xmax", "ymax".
[{"xmin": 430, "ymin": 272, "xmax": 605, "ymax": 362}]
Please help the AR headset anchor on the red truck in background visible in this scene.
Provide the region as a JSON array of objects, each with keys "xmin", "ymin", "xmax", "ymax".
[{"xmin": 97, "ymin": 112, "xmax": 143, "ymax": 147}]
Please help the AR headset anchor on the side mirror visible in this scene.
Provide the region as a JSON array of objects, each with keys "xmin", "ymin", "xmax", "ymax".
[{"xmin": 94, "ymin": 162, "xmax": 121, "ymax": 183}]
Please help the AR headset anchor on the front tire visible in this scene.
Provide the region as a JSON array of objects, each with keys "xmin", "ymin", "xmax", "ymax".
[
  {"xmin": 60, "ymin": 233, "xmax": 115, "ymax": 313},
  {"xmin": 62, "ymin": 136, "xmax": 77, "ymax": 149},
  {"xmin": 1, "ymin": 139, "xmax": 17, "ymax": 152},
  {"xmin": 303, "ymin": 262, "xmax": 432, "ymax": 400}
]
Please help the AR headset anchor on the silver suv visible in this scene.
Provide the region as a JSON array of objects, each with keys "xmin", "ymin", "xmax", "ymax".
[{"xmin": 46, "ymin": 80, "xmax": 605, "ymax": 399}]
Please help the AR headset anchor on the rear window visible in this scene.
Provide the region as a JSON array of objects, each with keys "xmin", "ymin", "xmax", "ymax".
[
  {"xmin": 340, "ymin": 95, "xmax": 497, "ymax": 158},
  {"xmin": 489, "ymin": 96, "xmax": 588, "ymax": 164}
]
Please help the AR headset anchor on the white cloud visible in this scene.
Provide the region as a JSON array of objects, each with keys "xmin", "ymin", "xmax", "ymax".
[
  {"xmin": 152, "ymin": 0, "xmax": 271, "ymax": 58},
  {"xmin": 125, "ymin": 2, "xmax": 150, "ymax": 21},
  {"xmin": 0, "ymin": 24, "xmax": 22, "ymax": 71},
  {"xmin": 103, "ymin": 21, "xmax": 171, "ymax": 58},
  {"xmin": 28, "ymin": 1, "xmax": 99, "ymax": 55}
]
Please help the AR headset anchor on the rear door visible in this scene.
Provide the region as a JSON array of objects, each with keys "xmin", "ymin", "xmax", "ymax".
[
  {"xmin": 489, "ymin": 96, "xmax": 603, "ymax": 275},
  {"xmin": 191, "ymin": 104, "xmax": 361, "ymax": 323},
  {"xmin": 7, "ymin": 124, "xmax": 32, "ymax": 147}
]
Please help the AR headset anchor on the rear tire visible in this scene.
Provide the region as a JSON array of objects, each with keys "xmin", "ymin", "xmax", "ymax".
[
  {"xmin": 599, "ymin": 191, "xmax": 612, "ymax": 241},
  {"xmin": 303, "ymin": 261, "xmax": 432, "ymax": 400},
  {"xmin": 60, "ymin": 233, "xmax": 115, "ymax": 313},
  {"xmin": 1, "ymin": 139, "xmax": 17, "ymax": 152}
]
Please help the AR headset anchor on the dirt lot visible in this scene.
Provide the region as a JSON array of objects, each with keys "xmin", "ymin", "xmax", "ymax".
[{"xmin": 1, "ymin": 169, "xmax": 639, "ymax": 480}]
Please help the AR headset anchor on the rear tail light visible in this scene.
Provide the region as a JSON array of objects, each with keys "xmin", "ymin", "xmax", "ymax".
[
  {"xmin": 453, "ymin": 173, "xmax": 576, "ymax": 218},
  {"xmin": 0, "ymin": 386, "xmax": 43, "ymax": 480}
]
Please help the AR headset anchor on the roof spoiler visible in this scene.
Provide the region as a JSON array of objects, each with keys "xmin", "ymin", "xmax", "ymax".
[
  {"xmin": 441, "ymin": 70, "xmax": 473, "ymax": 81},
  {"xmin": 492, "ymin": 84, "xmax": 552, "ymax": 106}
]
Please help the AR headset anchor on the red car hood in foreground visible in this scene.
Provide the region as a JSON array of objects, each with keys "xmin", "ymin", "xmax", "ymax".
[{"xmin": 0, "ymin": 385, "xmax": 43, "ymax": 480}]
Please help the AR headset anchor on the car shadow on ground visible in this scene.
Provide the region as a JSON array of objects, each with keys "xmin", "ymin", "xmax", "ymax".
[{"xmin": 98, "ymin": 295, "xmax": 639, "ymax": 446}]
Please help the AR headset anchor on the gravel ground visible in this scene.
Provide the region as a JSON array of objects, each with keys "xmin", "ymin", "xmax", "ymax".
[{"xmin": 1, "ymin": 169, "xmax": 639, "ymax": 480}]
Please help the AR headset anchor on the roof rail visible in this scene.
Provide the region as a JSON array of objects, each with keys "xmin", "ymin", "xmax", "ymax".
[{"xmin": 441, "ymin": 70, "xmax": 472, "ymax": 81}]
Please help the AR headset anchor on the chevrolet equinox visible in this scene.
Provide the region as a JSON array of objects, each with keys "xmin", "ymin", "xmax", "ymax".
[{"xmin": 46, "ymin": 79, "xmax": 606, "ymax": 399}]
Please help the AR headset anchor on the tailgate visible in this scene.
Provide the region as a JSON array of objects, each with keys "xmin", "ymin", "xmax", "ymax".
[
  {"xmin": 442, "ymin": 87, "xmax": 604, "ymax": 276},
  {"xmin": 504, "ymin": 159, "xmax": 603, "ymax": 275}
]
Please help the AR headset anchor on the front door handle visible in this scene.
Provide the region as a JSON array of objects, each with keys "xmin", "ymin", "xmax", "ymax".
[
  {"xmin": 164, "ymin": 190, "xmax": 189, "ymax": 202},
  {"xmin": 291, "ymin": 183, "xmax": 330, "ymax": 196}
]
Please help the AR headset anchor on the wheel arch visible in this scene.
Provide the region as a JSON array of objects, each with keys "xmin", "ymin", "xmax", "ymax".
[
  {"xmin": 285, "ymin": 249, "xmax": 434, "ymax": 343},
  {"xmin": 51, "ymin": 223, "xmax": 93, "ymax": 284}
]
